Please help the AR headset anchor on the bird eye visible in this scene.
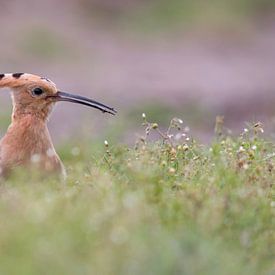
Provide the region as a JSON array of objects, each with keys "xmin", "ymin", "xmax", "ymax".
[{"xmin": 32, "ymin": 87, "xmax": 44, "ymax": 97}]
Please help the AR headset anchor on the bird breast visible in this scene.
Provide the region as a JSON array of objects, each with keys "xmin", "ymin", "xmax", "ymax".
[{"xmin": 0, "ymin": 114, "xmax": 65, "ymax": 178}]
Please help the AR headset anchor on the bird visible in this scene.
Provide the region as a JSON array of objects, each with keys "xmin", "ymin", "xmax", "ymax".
[{"xmin": 0, "ymin": 73, "xmax": 116, "ymax": 179}]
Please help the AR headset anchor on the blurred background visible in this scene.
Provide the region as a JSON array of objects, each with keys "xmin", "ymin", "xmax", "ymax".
[{"xmin": 0, "ymin": 0, "xmax": 275, "ymax": 143}]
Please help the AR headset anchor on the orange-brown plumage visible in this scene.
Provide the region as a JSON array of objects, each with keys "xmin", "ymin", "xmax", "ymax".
[{"xmin": 0, "ymin": 73, "xmax": 116, "ymax": 179}]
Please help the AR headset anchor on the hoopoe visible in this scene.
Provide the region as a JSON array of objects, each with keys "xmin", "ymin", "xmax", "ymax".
[{"xmin": 0, "ymin": 73, "xmax": 116, "ymax": 179}]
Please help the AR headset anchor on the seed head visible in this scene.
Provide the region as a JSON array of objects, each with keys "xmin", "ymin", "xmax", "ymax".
[
  {"xmin": 182, "ymin": 144, "xmax": 189, "ymax": 151},
  {"xmin": 169, "ymin": 167, "xmax": 176, "ymax": 174}
]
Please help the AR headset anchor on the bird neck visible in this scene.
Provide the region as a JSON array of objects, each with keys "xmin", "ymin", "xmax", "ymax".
[
  {"xmin": 0, "ymin": 113, "xmax": 64, "ymax": 178},
  {"xmin": 12, "ymin": 103, "xmax": 51, "ymax": 122},
  {"xmin": 5, "ymin": 112, "xmax": 54, "ymax": 155}
]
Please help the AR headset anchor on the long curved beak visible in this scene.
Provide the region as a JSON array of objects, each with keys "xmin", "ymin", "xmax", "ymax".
[{"xmin": 52, "ymin": 91, "xmax": 117, "ymax": 115}]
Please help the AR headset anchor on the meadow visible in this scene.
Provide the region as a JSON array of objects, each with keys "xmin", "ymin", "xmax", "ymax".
[{"xmin": 0, "ymin": 115, "xmax": 274, "ymax": 275}]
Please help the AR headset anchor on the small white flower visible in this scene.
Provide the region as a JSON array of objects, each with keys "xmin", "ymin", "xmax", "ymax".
[
  {"xmin": 31, "ymin": 154, "xmax": 41, "ymax": 163},
  {"xmin": 178, "ymin": 119, "xmax": 183, "ymax": 124},
  {"xmin": 184, "ymin": 126, "xmax": 190, "ymax": 133},
  {"xmin": 104, "ymin": 140, "xmax": 109, "ymax": 146},
  {"xmin": 46, "ymin": 148, "xmax": 55, "ymax": 157},
  {"xmin": 244, "ymin": 128, "xmax": 248, "ymax": 133},
  {"xmin": 238, "ymin": 146, "xmax": 245, "ymax": 153},
  {"xmin": 252, "ymin": 145, "xmax": 257, "ymax": 150},
  {"xmin": 71, "ymin": 147, "xmax": 80, "ymax": 156},
  {"xmin": 142, "ymin": 113, "xmax": 146, "ymax": 119},
  {"xmin": 185, "ymin": 137, "xmax": 190, "ymax": 141}
]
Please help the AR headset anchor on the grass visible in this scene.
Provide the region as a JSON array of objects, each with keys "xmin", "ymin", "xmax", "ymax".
[{"xmin": 0, "ymin": 116, "xmax": 274, "ymax": 275}]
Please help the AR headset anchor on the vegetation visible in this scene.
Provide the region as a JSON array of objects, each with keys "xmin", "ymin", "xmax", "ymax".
[
  {"xmin": 81, "ymin": 0, "xmax": 275, "ymax": 32},
  {"xmin": 0, "ymin": 116, "xmax": 274, "ymax": 275}
]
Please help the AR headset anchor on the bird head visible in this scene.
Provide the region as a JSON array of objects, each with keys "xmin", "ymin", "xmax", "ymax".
[{"xmin": 0, "ymin": 73, "xmax": 116, "ymax": 120}]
